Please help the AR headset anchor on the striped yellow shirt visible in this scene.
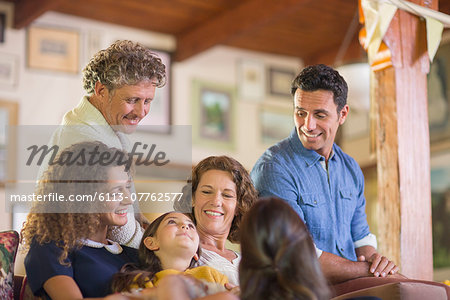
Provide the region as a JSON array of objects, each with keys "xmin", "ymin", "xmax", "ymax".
[{"xmin": 130, "ymin": 265, "xmax": 228, "ymax": 289}]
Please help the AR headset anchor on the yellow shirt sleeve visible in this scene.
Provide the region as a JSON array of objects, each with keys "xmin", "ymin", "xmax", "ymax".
[
  {"xmin": 152, "ymin": 269, "xmax": 183, "ymax": 287},
  {"xmin": 184, "ymin": 266, "xmax": 229, "ymax": 285},
  {"xmin": 131, "ymin": 267, "xmax": 229, "ymax": 290}
]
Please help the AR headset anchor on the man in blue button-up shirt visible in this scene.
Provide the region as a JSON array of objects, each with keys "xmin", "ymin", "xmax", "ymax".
[{"xmin": 251, "ymin": 64, "xmax": 399, "ymax": 283}]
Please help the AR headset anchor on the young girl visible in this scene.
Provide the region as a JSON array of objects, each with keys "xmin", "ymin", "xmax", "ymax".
[
  {"xmin": 111, "ymin": 212, "xmax": 229, "ymax": 297},
  {"xmin": 239, "ymin": 197, "xmax": 331, "ymax": 300}
]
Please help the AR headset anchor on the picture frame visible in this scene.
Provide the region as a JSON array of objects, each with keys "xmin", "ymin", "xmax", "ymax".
[
  {"xmin": 192, "ymin": 80, "xmax": 235, "ymax": 150},
  {"xmin": 361, "ymin": 164, "xmax": 378, "ymax": 237},
  {"xmin": 427, "ymin": 36, "xmax": 450, "ymax": 148},
  {"xmin": 342, "ymin": 109, "xmax": 370, "ymax": 140},
  {"xmin": 84, "ymin": 30, "xmax": 102, "ymax": 66},
  {"xmin": 0, "ymin": 53, "xmax": 18, "ymax": 87},
  {"xmin": 137, "ymin": 49, "xmax": 172, "ymax": 134},
  {"xmin": 237, "ymin": 59, "xmax": 265, "ymax": 101},
  {"xmin": 0, "ymin": 100, "xmax": 18, "ymax": 186},
  {"xmin": 259, "ymin": 105, "xmax": 293, "ymax": 145},
  {"xmin": 0, "ymin": 12, "xmax": 5, "ymax": 43},
  {"xmin": 337, "ymin": 63, "xmax": 371, "ymax": 141},
  {"xmin": 268, "ymin": 67, "xmax": 296, "ymax": 97},
  {"xmin": 27, "ymin": 26, "xmax": 79, "ymax": 73},
  {"xmin": 430, "ymin": 152, "xmax": 450, "ymax": 269}
]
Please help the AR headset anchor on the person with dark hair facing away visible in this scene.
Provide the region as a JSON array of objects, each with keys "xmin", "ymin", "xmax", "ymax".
[
  {"xmin": 239, "ymin": 197, "xmax": 330, "ymax": 300},
  {"xmin": 251, "ymin": 64, "xmax": 399, "ymax": 283}
]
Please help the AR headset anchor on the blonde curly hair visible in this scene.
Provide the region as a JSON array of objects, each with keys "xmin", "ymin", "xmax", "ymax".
[{"xmin": 21, "ymin": 141, "xmax": 130, "ymax": 265}]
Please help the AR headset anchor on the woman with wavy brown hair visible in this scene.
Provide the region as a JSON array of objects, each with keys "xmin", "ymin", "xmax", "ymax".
[
  {"xmin": 21, "ymin": 141, "xmax": 138, "ymax": 300},
  {"xmin": 239, "ymin": 197, "xmax": 330, "ymax": 300},
  {"xmin": 175, "ymin": 156, "xmax": 258, "ymax": 286}
]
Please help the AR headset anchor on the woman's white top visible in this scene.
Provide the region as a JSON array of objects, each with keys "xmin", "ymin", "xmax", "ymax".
[{"xmin": 198, "ymin": 248, "xmax": 241, "ymax": 286}]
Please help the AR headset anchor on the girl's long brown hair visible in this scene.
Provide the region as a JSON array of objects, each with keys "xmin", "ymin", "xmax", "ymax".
[{"xmin": 111, "ymin": 212, "xmax": 200, "ymax": 292}]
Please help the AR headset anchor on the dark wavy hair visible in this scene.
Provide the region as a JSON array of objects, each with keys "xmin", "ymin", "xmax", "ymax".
[
  {"xmin": 83, "ymin": 40, "xmax": 166, "ymax": 93},
  {"xmin": 111, "ymin": 212, "xmax": 200, "ymax": 292},
  {"xmin": 174, "ymin": 156, "xmax": 258, "ymax": 243},
  {"xmin": 239, "ymin": 197, "xmax": 330, "ymax": 300},
  {"xmin": 291, "ymin": 64, "xmax": 348, "ymax": 113}
]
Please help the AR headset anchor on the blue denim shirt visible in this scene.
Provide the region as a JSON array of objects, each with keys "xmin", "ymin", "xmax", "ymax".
[{"xmin": 251, "ymin": 128, "xmax": 371, "ymax": 261}]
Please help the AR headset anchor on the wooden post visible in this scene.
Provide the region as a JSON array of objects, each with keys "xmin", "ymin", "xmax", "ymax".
[{"xmin": 372, "ymin": 1, "xmax": 434, "ymax": 280}]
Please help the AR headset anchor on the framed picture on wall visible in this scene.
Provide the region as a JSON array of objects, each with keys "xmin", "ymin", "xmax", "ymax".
[
  {"xmin": 237, "ymin": 59, "xmax": 265, "ymax": 102},
  {"xmin": 192, "ymin": 80, "xmax": 235, "ymax": 150},
  {"xmin": 429, "ymin": 34, "xmax": 450, "ymax": 271},
  {"xmin": 268, "ymin": 67, "xmax": 296, "ymax": 98},
  {"xmin": 428, "ymin": 37, "xmax": 450, "ymax": 148},
  {"xmin": 0, "ymin": 12, "xmax": 5, "ymax": 43},
  {"xmin": 0, "ymin": 100, "xmax": 18, "ymax": 186},
  {"xmin": 430, "ymin": 152, "xmax": 450, "ymax": 270},
  {"xmin": 361, "ymin": 164, "xmax": 378, "ymax": 237},
  {"xmin": 137, "ymin": 49, "xmax": 171, "ymax": 134},
  {"xmin": 0, "ymin": 53, "xmax": 17, "ymax": 87},
  {"xmin": 337, "ymin": 63, "xmax": 371, "ymax": 141},
  {"xmin": 27, "ymin": 26, "xmax": 79, "ymax": 73},
  {"xmin": 259, "ymin": 105, "xmax": 293, "ymax": 145}
]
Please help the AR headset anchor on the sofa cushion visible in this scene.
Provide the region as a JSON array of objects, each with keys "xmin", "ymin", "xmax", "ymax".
[
  {"xmin": 0, "ymin": 230, "xmax": 20, "ymax": 300},
  {"xmin": 331, "ymin": 277, "xmax": 450, "ymax": 300},
  {"xmin": 332, "ymin": 281, "xmax": 448, "ymax": 300}
]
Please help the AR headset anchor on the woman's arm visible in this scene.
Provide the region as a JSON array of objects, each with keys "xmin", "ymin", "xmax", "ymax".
[
  {"xmin": 43, "ymin": 275, "xmax": 84, "ymax": 299},
  {"xmin": 197, "ymin": 292, "xmax": 238, "ymax": 300},
  {"xmin": 44, "ymin": 276, "xmax": 129, "ymax": 300},
  {"xmin": 145, "ymin": 275, "xmax": 238, "ymax": 300}
]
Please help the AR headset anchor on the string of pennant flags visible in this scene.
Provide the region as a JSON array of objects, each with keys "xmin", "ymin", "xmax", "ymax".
[{"xmin": 359, "ymin": 0, "xmax": 450, "ymax": 71}]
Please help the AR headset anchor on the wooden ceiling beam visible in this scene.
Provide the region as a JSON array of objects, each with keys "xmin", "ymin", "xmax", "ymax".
[
  {"xmin": 174, "ymin": 0, "xmax": 311, "ymax": 62},
  {"xmin": 13, "ymin": 0, "xmax": 66, "ymax": 29},
  {"xmin": 303, "ymin": 37, "xmax": 366, "ymax": 67}
]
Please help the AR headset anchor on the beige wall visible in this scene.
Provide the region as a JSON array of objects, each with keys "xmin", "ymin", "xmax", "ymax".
[
  {"xmin": 174, "ymin": 46, "xmax": 302, "ymax": 168},
  {"xmin": 0, "ymin": 9, "xmax": 303, "ymax": 232}
]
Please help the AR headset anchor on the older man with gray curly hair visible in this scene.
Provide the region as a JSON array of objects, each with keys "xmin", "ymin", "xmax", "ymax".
[
  {"xmin": 41, "ymin": 40, "xmax": 166, "ymax": 248},
  {"xmin": 81, "ymin": 40, "xmax": 166, "ymax": 134}
]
